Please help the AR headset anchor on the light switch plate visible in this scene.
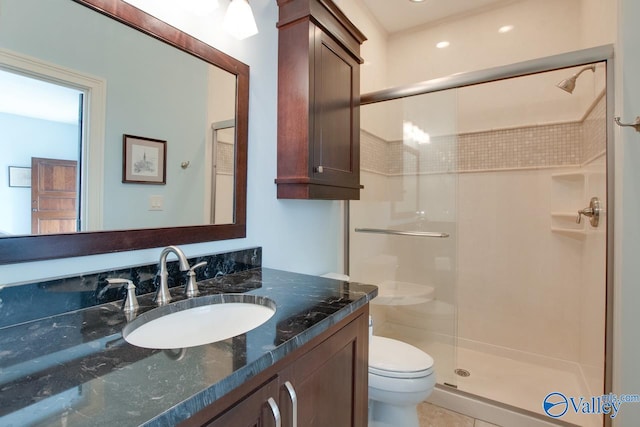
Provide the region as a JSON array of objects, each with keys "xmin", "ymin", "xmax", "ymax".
[{"xmin": 149, "ymin": 195, "xmax": 164, "ymax": 211}]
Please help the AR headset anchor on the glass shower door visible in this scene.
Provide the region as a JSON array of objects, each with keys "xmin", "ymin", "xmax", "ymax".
[
  {"xmin": 350, "ymin": 89, "xmax": 460, "ymax": 387},
  {"xmin": 351, "ymin": 61, "xmax": 607, "ymax": 425}
]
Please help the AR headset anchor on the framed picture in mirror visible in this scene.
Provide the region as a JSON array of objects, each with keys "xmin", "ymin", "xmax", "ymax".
[
  {"xmin": 122, "ymin": 134, "xmax": 167, "ymax": 184},
  {"xmin": 8, "ymin": 166, "xmax": 32, "ymax": 188}
]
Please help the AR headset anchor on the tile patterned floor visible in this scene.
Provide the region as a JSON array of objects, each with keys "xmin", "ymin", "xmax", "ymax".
[{"xmin": 418, "ymin": 402, "xmax": 501, "ymax": 427}]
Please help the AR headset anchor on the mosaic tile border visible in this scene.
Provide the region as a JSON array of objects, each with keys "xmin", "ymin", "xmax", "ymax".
[{"xmin": 362, "ymin": 95, "xmax": 606, "ymax": 175}]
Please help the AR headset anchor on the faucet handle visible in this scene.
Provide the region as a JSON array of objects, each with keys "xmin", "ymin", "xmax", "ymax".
[
  {"xmin": 106, "ymin": 278, "xmax": 139, "ymax": 314},
  {"xmin": 185, "ymin": 261, "xmax": 207, "ymax": 298}
]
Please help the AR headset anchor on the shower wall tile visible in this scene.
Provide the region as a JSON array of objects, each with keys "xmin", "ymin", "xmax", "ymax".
[
  {"xmin": 217, "ymin": 142, "xmax": 235, "ymax": 175},
  {"xmin": 456, "ymin": 123, "xmax": 582, "ymax": 171},
  {"xmin": 582, "ymin": 95, "xmax": 607, "ymax": 163},
  {"xmin": 456, "ymin": 169, "xmax": 582, "ymax": 361},
  {"xmin": 361, "ymin": 130, "xmax": 389, "ymax": 174},
  {"xmin": 401, "ymin": 122, "xmax": 584, "ymax": 173},
  {"xmin": 366, "ymin": 121, "xmax": 597, "ymax": 174},
  {"xmin": 387, "ymin": 140, "xmax": 405, "ymax": 174},
  {"xmin": 362, "ymin": 96, "xmax": 605, "ymax": 175}
]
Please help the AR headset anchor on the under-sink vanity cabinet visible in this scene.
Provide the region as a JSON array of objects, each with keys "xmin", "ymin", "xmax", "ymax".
[
  {"xmin": 202, "ymin": 377, "xmax": 281, "ymax": 427},
  {"xmin": 275, "ymin": 0, "xmax": 366, "ymax": 200},
  {"xmin": 183, "ymin": 307, "xmax": 369, "ymax": 427}
]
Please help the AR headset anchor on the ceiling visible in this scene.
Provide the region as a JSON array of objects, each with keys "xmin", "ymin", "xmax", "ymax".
[
  {"xmin": 361, "ymin": 0, "xmax": 516, "ymax": 34},
  {"xmin": 0, "ymin": 70, "xmax": 81, "ymax": 124}
]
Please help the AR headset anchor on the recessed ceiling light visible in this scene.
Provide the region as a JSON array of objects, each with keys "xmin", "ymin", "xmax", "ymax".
[
  {"xmin": 498, "ymin": 25, "xmax": 514, "ymax": 33},
  {"xmin": 436, "ymin": 41, "xmax": 450, "ymax": 49},
  {"xmin": 409, "ymin": 0, "xmax": 427, "ymax": 3}
]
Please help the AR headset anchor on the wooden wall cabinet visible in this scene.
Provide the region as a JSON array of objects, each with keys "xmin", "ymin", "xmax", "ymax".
[
  {"xmin": 275, "ymin": 0, "xmax": 367, "ymax": 200},
  {"xmin": 182, "ymin": 307, "xmax": 369, "ymax": 427}
]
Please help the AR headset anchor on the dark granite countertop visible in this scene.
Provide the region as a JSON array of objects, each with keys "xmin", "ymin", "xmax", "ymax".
[{"xmin": 0, "ymin": 268, "xmax": 377, "ymax": 426}]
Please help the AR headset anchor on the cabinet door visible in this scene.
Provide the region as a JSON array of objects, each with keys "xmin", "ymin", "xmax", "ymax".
[
  {"xmin": 205, "ymin": 377, "xmax": 282, "ymax": 427},
  {"xmin": 279, "ymin": 314, "xmax": 368, "ymax": 427},
  {"xmin": 312, "ymin": 27, "xmax": 361, "ymax": 191}
]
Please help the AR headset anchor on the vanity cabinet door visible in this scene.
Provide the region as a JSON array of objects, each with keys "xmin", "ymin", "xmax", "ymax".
[
  {"xmin": 279, "ymin": 313, "xmax": 369, "ymax": 427},
  {"xmin": 309, "ymin": 27, "xmax": 361, "ymax": 196},
  {"xmin": 204, "ymin": 377, "xmax": 281, "ymax": 427},
  {"xmin": 182, "ymin": 306, "xmax": 369, "ymax": 427}
]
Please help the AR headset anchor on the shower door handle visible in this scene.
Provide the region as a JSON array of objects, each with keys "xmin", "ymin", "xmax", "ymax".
[
  {"xmin": 576, "ymin": 197, "xmax": 601, "ymax": 227},
  {"xmin": 354, "ymin": 228, "xmax": 450, "ymax": 238}
]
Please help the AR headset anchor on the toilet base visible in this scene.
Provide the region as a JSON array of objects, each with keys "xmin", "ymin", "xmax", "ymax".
[{"xmin": 368, "ymin": 399, "xmax": 420, "ymax": 427}]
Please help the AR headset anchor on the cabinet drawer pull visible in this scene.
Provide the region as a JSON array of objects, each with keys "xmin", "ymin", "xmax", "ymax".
[
  {"xmin": 266, "ymin": 397, "xmax": 282, "ymax": 427},
  {"xmin": 284, "ymin": 381, "xmax": 298, "ymax": 427}
]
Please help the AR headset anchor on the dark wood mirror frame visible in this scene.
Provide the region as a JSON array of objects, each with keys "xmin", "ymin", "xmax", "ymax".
[{"xmin": 0, "ymin": 0, "xmax": 249, "ymax": 265}]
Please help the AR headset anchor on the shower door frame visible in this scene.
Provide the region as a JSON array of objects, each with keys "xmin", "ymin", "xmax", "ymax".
[{"xmin": 348, "ymin": 44, "xmax": 615, "ymax": 426}]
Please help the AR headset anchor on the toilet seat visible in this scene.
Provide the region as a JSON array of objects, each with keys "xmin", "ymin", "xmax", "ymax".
[{"xmin": 369, "ymin": 336, "xmax": 434, "ymax": 379}]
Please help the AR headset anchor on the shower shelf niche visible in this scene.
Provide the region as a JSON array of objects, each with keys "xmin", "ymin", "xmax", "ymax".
[
  {"xmin": 550, "ymin": 170, "xmax": 605, "ymax": 240},
  {"xmin": 551, "ymin": 212, "xmax": 586, "ymax": 240}
]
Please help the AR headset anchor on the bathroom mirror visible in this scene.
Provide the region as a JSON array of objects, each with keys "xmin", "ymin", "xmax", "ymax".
[{"xmin": 0, "ymin": 0, "xmax": 249, "ymax": 264}]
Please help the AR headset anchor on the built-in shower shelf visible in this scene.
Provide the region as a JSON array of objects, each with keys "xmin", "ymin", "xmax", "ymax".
[
  {"xmin": 551, "ymin": 212, "xmax": 580, "ymax": 221},
  {"xmin": 550, "ymin": 171, "xmax": 600, "ymax": 241},
  {"xmin": 551, "ymin": 227, "xmax": 587, "ymax": 240},
  {"xmin": 551, "ymin": 212, "xmax": 584, "ymax": 230},
  {"xmin": 551, "ymin": 171, "xmax": 586, "ymax": 181}
]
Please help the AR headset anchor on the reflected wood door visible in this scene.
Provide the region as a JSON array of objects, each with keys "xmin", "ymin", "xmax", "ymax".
[{"xmin": 31, "ymin": 157, "xmax": 78, "ymax": 235}]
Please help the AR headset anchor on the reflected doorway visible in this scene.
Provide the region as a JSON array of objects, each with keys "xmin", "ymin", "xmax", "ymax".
[{"xmin": 0, "ymin": 69, "xmax": 83, "ymax": 236}]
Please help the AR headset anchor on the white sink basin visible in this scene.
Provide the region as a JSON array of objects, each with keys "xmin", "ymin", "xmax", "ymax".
[{"xmin": 122, "ymin": 294, "xmax": 276, "ymax": 349}]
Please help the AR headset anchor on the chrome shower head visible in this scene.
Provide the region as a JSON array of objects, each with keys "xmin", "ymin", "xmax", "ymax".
[{"xmin": 556, "ymin": 65, "xmax": 596, "ymax": 94}]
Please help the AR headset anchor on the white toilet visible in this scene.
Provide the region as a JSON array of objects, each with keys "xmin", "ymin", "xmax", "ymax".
[{"xmin": 368, "ymin": 335, "xmax": 436, "ymax": 427}]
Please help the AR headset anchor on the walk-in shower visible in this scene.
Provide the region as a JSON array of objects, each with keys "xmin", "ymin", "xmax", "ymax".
[{"xmin": 349, "ymin": 47, "xmax": 613, "ymax": 427}]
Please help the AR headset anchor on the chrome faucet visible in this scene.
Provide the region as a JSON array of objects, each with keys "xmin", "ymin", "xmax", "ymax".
[{"xmin": 155, "ymin": 245, "xmax": 190, "ymax": 306}]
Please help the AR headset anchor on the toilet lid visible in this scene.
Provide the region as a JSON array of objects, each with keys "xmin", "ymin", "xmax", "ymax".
[{"xmin": 369, "ymin": 336, "xmax": 434, "ymax": 379}]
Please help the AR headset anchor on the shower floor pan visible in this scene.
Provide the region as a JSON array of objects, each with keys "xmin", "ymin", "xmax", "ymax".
[{"xmin": 377, "ymin": 323, "xmax": 602, "ymax": 427}]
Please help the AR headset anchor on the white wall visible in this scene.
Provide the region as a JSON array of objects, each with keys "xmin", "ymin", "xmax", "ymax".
[
  {"xmin": 333, "ymin": 0, "xmax": 388, "ymax": 94},
  {"xmin": 581, "ymin": 0, "xmax": 617, "ymax": 48},
  {"xmin": 614, "ymin": 0, "xmax": 640, "ymax": 424},
  {"xmin": 333, "ymin": 0, "xmax": 392, "ymax": 146}
]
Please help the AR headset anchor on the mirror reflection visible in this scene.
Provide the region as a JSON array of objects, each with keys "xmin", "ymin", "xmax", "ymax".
[{"xmin": 0, "ymin": 0, "xmax": 238, "ymax": 238}]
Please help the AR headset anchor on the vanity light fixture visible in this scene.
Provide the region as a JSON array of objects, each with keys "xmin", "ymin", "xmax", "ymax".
[
  {"xmin": 436, "ymin": 41, "xmax": 450, "ymax": 49},
  {"xmin": 223, "ymin": 0, "xmax": 258, "ymax": 40}
]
